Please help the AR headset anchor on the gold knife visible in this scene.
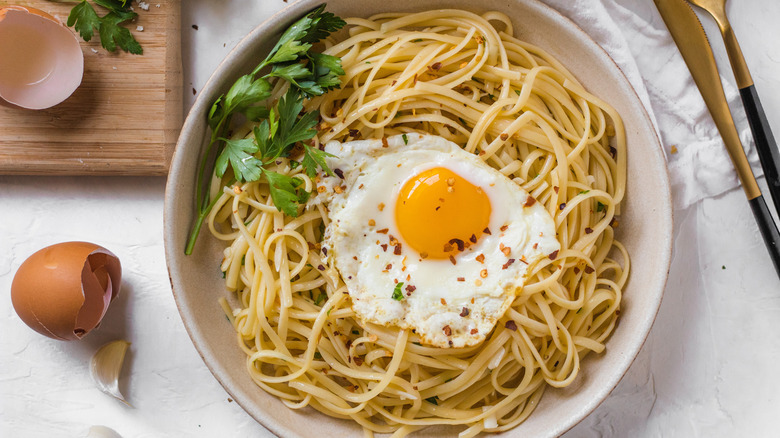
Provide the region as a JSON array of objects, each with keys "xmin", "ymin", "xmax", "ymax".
[{"xmin": 653, "ymin": 0, "xmax": 780, "ymax": 277}]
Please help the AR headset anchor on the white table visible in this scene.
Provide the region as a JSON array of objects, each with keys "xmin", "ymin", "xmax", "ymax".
[{"xmin": 2, "ymin": 1, "xmax": 779, "ymax": 436}]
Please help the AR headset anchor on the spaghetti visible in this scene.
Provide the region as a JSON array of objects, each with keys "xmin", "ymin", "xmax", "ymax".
[{"xmin": 207, "ymin": 9, "xmax": 628, "ymax": 437}]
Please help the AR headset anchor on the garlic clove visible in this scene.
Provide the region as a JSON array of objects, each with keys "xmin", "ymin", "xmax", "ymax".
[
  {"xmin": 86, "ymin": 425, "xmax": 123, "ymax": 438},
  {"xmin": 90, "ymin": 340, "xmax": 132, "ymax": 406}
]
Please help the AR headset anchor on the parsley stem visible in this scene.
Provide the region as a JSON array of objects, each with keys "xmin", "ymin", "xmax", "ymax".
[{"xmin": 185, "ymin": 184, "xmax": 228, "ymax": 255}]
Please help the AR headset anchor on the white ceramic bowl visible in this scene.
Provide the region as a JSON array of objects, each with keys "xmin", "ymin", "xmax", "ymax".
[{"xmin": 165, "ymin": 1, "xmax": 673, "ymax": 436}]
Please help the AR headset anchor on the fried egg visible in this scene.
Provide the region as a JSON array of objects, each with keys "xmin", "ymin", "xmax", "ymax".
[{"xmin": 319, "ymin": 134, "xmax": 560, "ymax": 348}]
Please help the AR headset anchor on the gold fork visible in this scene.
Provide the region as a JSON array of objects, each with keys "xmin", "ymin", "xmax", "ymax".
[{"xmin": 687, "ymin": 0, "xmax": 780, "ymax": 215}]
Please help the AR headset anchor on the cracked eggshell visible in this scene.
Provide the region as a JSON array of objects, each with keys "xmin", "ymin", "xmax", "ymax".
[
  {"xmin": 11, "ymin": 242, "xmax": 122, "ymax": 341},
  {"xmin": 0, "ymin": 6, "xmax": 84, "ymax": 110}
]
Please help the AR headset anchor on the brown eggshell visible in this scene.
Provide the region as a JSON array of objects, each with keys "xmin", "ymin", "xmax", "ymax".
[
  {"xmin": 0, "ymin": 5, "xmax": 84, "ymax": 110},
  {"xmin": 11, "ymin": 242, "xmax": 122, "ymax": 341}
]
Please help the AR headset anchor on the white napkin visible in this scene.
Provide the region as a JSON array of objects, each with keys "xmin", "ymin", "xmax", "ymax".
[{"xmin": 544, "ymin": 0, "xmax": 759, "ymax": 209}]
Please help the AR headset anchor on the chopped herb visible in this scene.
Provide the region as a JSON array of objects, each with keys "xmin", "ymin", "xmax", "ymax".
[
  {"xmin": 392, "ymin": 282, "xmax": 405, "ymax": 301},
  {"xmin": 319, "ymin": 221, "xmax": 326, "ymax": 238},
  {"xmin": 314, "ymin": 293, "xmax": 326, "ymax": 306},
  {"xmin": 241, "ymin": 255, "xmax": 246, "ymax": 265},
  {"xmin": 514, "ymin": 89, "xmax": 521, "ymax": 96},
  {"xmin": 402, "ymin": 134, "xmax": 409, "ymax": 145},
  {"xmin": 722, "ymin": 265, "xmax": 726, "ymax": 270},
  {"xmin": 596, "ymin": 202, "xmax": 605, "ymax": 212},
  {"xmin": 444, "ymin": 377, "xmax": 454, "ymax": 383},
  {"xmin": 412, "ymin": 341, "xmax": 422, "ymax": 346},
  {"xmin": 412, "ymin": 38, "xmax": 423, "ymax": 42},
  {"xmin": 576, "ymin": 307, "xmax": 582, "ymax": 314},
  {"xmin": 458, "ymin": 117, "xmax": 468, "ymax": 126},
  {"xmin": 366, "ymin": 61, "xmax": 371, "ymax": 64},
  {"xmin": 579, "ymin": 190, "xmax": 590, "ymax": 195},
  {"xmin": 425, "ymin": 396, "xmax": 439, "ymax": 405},
  {"xmin": 351, "ymin": 329, "xmax": 360, "ymax": 335},
  {"xmin": 289, "ymin": 159, "xmax": 301, "ymax": 169},
  {"xmin": 221, "ymin": 271, "xmax": 226, "ymax": 279},
  {"xmin": 314, "ymin": 352, "xmax": 323, "ymax": 360}
]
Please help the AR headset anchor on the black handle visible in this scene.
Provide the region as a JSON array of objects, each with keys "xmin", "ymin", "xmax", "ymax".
[
  {"xmin": 748, "ymin": 195, "xmax": 780, "ymax": 278},
  {"xmin": 740, "ymin": 85, "xmax": 780, "ymax": 215}
]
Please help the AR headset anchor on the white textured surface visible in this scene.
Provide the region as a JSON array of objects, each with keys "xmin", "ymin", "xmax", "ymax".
[{"xmin": 1, "ymin": 0, "xmax": 779, "ymax": 436}]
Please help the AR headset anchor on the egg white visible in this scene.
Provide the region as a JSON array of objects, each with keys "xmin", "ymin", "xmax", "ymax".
[{"xmin": 318, "ymin": 134, "xmax": 560, "ymax": 348}]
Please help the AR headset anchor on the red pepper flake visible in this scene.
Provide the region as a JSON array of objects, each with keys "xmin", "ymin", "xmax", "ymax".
[
  {"xmin": 559, "ymin": 203, "xmax": 566, "ymax": 210},
  {"xmin": 524, "ymin": 196, "xmax": 536, "ymax": 207},
  {"xmin": 440, "ymin": 298, "xmax": 447, "ymax": 305},
  {"xmin": 368, "ymin": 219, "xmax": 376, "ymax": 226},
  {"xmin": 358, "ymin": 183, "xmax": 364, "ymax": 189},
  {"xmin": 443, "ymin": 325, "xmax": 452, "ymax": 336},
  {"xmin": 584, "ymin": 266, "xmax": 595, "ymax": 274},
  {"xmin": 500, "ymin": 225, "xmax": 508, "ymax": 232},
  {"xmin": 381, "ymin": 244, "xmax": 388, "ymax": 252},
  {"xmin": 353, "ymin": 356, "xmax": 364, "ymax": 366},
  {"xmin": 469, "ymin": 234, "xmax": 477, "ymax": 243},
  {"xmin": 519, "ymin": 256, "xmax": 528, "ymax": 264},
  {"xmin": 480, "ymin": 269, "xmax": 488, "ymax": 278},
  {"xmin": 431, "ymin": 62, "xmax": 442, "ymax": 70},
  {"xmin": 500, "ymin": 243, "xmax": 511, "ymax": 256},
  {"xmin": 610, "ymin": 218, "xmax": 619, "ymax": 228},
  {"xmin": 381, "ymin": 137, "xmax": 389, "ymax": 148},
  {"xmin": 449, "ymin": 340, "xmax": 454, "ymax": 347},
  {"xmin": 548, "ymin": 250, "xmax": 559, "ymax": 260},
  {"xmin": 457, "ymin": 277, "xmax": 465, "ymax": 282},
  {"xmin": 483, "ymin": 227, "xmax": 492, "ymax": 235},
  {"xmin": 585, "ymin": 227, "xmax": 594, "ymax": 234},
  {"xmin": 389, "ymin": 236, "xmax": 398, "ymax": 246},
  {"xmin": 502, "ymin": 259, "xmax": 515, "ymax": 269},
  {"xmin": 448, "ymin": 238, "xmax": 465, "ymax": 252},
  {"xmin": 406, "ymin": 284, "xmax": 416, "ymax": 293},
  {"xmin": 500, "ymin": 133, "xmax": 509, "ymax": 141},
  {"xmin": 574, "ymin": 267, "xmax": 581, "ymax": 274},
  {"xmin": 609, "ymin": 146, "xmax": 617, "ymax": 158},
  {"xmin": 449, "ymin": 255, "xmax": 457, "ymax": 265},
  {"xmin": 443, "ymin": 243, "xmax": 454, "ymax": 252},
  {"xmin": 377, "ymin": 228, "xmax": 389, "ymax": 234},
  {"xmin": 505, "ymin": 320, "xmax": 518, "ymax": 331},
  {"xmin": 317, "ymin": 265, "xmax": 326, "ymax": 271},
  {"xmin": 308, "ymin": 242, "xmax": 317, "ymax": 250},
  {"xmin": 420, "ymin": 252, "xmax": 429, "ymax": 259},
  {"xmin": 470, "ymin": 328, "xmax": 478, "ymax": 335},
  {"xmin": 394, "ymin": 243, "xmax": 403, "ymax": 255},
  {"xmin": 349, "ymin": 129, "xmax": 360, "ymax": 138},
  {"xmin": 334, "ymin": 168, "xmax": 345, "ymax": 179},
  {"xmin": 532, "ymin": 243, "xmax": 538, "ymax": 249},
  {"xmin": 322, "ymin": 247, "xmax": 328, "ymax": 256},
  {"xmin": 378, "ymin": 203, "xmax": 385, "ymax": 211},
  {"xmin": 553, "ymin": 186, "xmax": 559, "ymax": 194},
  {"xmin": 460, "ymin": 307, "xmax": 470, "ymax": 317},
  {"xmin": 385, "ymin": 264, "xmax": 392, "ymax": 270},
  {"xmin": 413, "ymin": 74, "xmax": 418, "ymax": 85},
  {"xmin": 471, "ymin": 297, "xmax": 475, "ymax": 304},
  {"xmin": 476, "ymin": 254, "xmax": 485, "ymax": 263}
]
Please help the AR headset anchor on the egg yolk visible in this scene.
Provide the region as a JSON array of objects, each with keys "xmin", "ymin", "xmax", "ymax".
[{"xmin": 395, "ymin": 167, "xmax": 491, "ymax": 259}]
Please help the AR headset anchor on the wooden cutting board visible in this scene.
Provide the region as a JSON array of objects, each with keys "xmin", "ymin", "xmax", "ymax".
[{"xmin": 0, "ymin": 0, "xmax": 181, "ymax": 175}]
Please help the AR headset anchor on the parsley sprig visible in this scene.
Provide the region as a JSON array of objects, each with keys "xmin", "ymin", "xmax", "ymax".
[
  {"xmin": 186, "ymin": 4, "xmax": 345, "ymax": 254},
  {"xmin": 51, "ymin": 0, "xmax": 143, "ymax": 54}
]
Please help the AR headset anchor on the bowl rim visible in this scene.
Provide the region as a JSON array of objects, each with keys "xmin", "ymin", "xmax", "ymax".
[{"xmin": 164, "ymin": 0, "xmax": 673, "ymax": 436}]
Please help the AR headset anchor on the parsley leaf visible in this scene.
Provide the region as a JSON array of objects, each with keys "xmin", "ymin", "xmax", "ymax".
[
  {"xmin": 392, "ymin": 283, "xmax": 405, "ymax": 301},
  {"xmin": 264, "ymin": 171, "xmax": 309, "ymax": 217},
  {"xmin": 64, "ymin": 1, "xmax": 142, "ymax": 54},
  {"xmin": 425, "ymin": 396, "xmax": 439, "ymax": 405},
  {"xmin": 68, "ymin": 2, "xmax": 101, "ymax": 41},
  {"xmin": 216, "ymin": 138, "xmax": 263, "ymax": 182},
  {"xmin": 99, "ymin": 11, "xmax": 142, "ymax": 54},
  {"xmin": 302, "ymin": 145, "xmax": 335, "ymax": 178}
]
